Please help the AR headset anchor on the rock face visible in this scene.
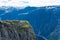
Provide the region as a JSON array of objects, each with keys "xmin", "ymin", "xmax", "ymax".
[{"xmin": 0, "ymin": 20, "xmax": 36, "ymax": 40}]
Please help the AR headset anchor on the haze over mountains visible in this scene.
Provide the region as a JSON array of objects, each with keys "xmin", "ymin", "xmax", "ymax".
[{"xmin": 0, "ymin": 6, "xmax": 60, "ymax": 40}]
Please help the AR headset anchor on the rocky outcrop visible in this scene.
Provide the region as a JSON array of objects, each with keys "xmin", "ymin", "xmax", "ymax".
[{"xmin": 0, "ymin": 20, "xmax": 36, "ymax": 40}]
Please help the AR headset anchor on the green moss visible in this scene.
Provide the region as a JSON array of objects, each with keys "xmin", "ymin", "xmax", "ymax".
[{"xmin": 0, "ymin": 20, "xmax": 36, "ymax": 40}]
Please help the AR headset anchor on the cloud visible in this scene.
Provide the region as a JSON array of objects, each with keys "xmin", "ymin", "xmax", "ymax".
[
  {"xmin": 0, "ymin": 0, "xmax": 60, "ymax": 7},
  {"xmin": 28, "ymin": 0, "xmax": 60, "ymax": 7}
]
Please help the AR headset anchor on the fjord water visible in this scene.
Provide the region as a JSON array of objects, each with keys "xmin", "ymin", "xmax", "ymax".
[{"xmin": 0, "ymin": 6, "xmax": 60, "ymax": 40}]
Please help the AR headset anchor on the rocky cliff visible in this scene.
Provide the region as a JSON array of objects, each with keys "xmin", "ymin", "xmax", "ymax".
[{"xmin": 0, "ymin": 20, "xmax": 36, "ymax": 40}]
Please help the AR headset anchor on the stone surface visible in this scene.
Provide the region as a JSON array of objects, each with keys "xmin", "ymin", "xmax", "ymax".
[{"xmin": 0, "ymin": 20, "xmax": 36, "ymax": 40}]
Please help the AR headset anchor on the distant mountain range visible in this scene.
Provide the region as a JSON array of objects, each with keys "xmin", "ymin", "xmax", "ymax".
[{"xmin": 0, "ymin": 6, "xmax": 60, "ymax": 40}]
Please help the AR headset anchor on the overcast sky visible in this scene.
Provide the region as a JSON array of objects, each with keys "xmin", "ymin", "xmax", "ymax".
[{"xmin": 0, "ymin": 0, "xmax": 60, "ymax": 7}]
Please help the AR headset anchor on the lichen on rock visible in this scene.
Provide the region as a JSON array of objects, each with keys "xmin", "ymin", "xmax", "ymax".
[{"xmin": 0, "ymin": 20, "xmax": 36, "ymax": 40}]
